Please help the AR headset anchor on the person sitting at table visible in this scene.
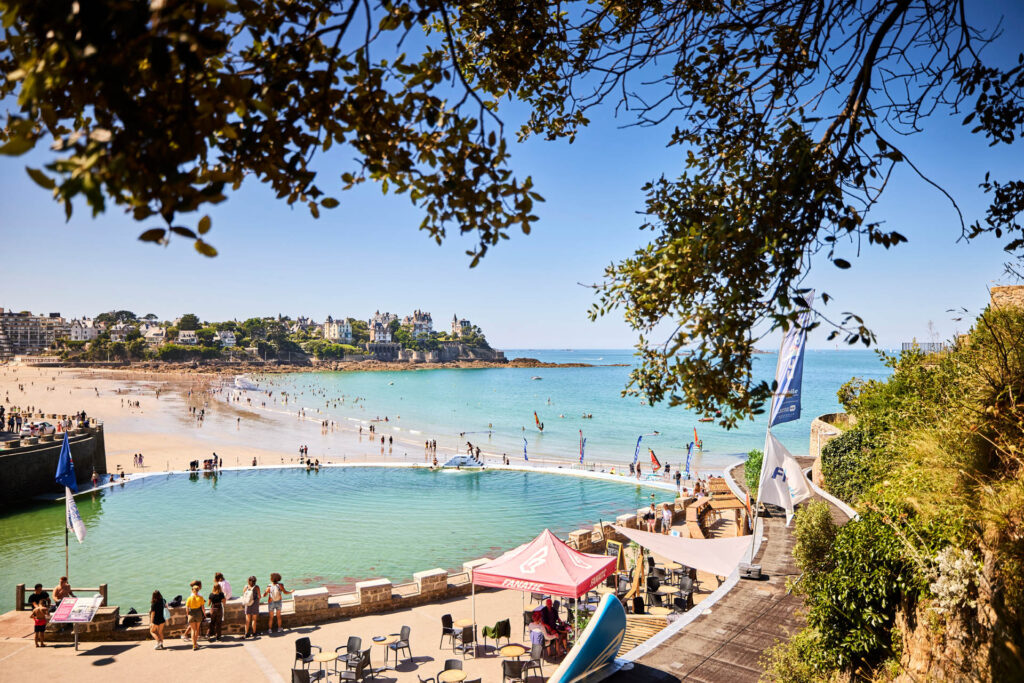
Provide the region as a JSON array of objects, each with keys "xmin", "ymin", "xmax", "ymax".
[
  {"xmin": 532, "ymin": 605, "xmax": 565, "ymax": 657},
  {"xmin": 527, "ymin": 608, "xmax": 563, "ymax": 657}
]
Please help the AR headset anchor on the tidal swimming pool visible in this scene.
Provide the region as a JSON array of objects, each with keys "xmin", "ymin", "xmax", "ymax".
[{"xmin": 0, "ymin": 467, "xmax": 670, "ymax": 612}]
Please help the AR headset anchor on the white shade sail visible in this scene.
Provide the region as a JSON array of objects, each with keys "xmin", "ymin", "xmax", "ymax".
[{"xmin": 613, "ymin": 526, "xmax": 752, "ymax": 577}]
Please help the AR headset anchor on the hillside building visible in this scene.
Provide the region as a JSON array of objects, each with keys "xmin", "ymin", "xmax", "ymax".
[
  {"xmin": 322, "ymin": 316, "xmax": 353, "ymax": 343},
  {"xmin": 451, "ymin": 314, "xmax": 472, "ymax": 338},
  {"xmin": 0, "ymin": 309, "xmax": 69, "ymax": 359},
  {"xmin": 401, "ymin": 310, "xmax": 433, "ymax": 337}
]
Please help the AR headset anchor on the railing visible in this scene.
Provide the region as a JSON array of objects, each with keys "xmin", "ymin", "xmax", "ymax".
[
  {"xmin": 15, "ymin": 583, "xmax": 107, "ymax": 611},
  {"xmin": 901, "ymin": 341, "xmax": 949, "ymax": 353}
]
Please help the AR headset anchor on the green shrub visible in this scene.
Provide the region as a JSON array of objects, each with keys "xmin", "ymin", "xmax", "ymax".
[
  {"xmin": 744, "ymin": 448, "xmax": 763, "ymax": 497},
  {"xmin": 792, "ymin": 500, "xmax": 837, "ymax": 577},
  {"xmin": 819, "ymin": 427, "xmax": 880, "ymax": 504}
]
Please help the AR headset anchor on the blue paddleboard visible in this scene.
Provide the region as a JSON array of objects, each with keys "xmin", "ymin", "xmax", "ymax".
[{"xmin": 548, "ymin": 594, "xmax": 627, "ymax": 683}]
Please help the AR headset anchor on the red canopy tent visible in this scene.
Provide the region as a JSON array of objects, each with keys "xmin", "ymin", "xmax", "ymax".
[
  {"xmin": 469, "ymin": 529, "xmax": 618, "ymax": 640},
  {"xmin": 473, "ymin": 529, "xmax": 617, "ymax": 598}
]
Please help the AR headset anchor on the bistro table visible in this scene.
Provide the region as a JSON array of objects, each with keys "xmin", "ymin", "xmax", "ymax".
[
  {"xmin": 438, "ymin": 669, "xmax": 467, "ymax": 683},
  {"xmin": 373, "ymin": 634, "xmax": 400, "ymax": 669},
  {"xmin": 595, "ymin": 585, "xmax": 616, "ymax": 595},
  {"xmin": 499, "ymin": 644, "xmax": 527, "ymax": 660},
  {"xmin": 648, "ymin": 606, "xmax": 672, "ymax": 616},
  {"xmin": 313, "ymin": 651, "xmax": 338, "ymax": 680},
  {"xmin": 453, "ymin": 618, "xmax": 474, "ymax": 628},
  {"xmin": 656, "ymin": 585, "xmax": 681, "ymax": 596}
]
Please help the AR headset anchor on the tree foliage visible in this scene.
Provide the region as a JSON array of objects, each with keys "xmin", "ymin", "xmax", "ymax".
[{"xmin": 3, "ymin": 1, "xmax": 1024, "ymax": 420}]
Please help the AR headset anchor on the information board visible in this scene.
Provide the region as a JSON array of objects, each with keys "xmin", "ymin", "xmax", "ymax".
[{"xmin": 51, "ymin": 596, "xmax": 102, "ymax": 624}]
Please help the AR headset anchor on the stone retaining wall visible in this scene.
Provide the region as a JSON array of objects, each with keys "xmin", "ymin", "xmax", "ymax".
[
  {"xmin": 809, "ymin": 412, "xmax": 856, "ymax": 485},
  {"xmin": 0, "ymin": 421, "xmax": 106, "ymax": 506}
]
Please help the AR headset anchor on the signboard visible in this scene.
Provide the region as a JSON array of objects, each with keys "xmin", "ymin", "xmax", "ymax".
[
  {"xmin": 51, "ymin": 595, "xmax": 103, "ymax": 624},
  {"xmin": 604, "ymin": 540, "xmax": 625, "ymax": 572}
]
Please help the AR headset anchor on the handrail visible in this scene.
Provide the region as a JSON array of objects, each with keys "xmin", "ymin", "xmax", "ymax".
[{"xmin": 15, "ymin": 583, "xmax": 107, "ymax": 610}]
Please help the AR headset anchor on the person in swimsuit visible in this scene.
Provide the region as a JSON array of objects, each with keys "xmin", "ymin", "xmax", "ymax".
[{"xmin": 31, "ymin": 603, "xmax": 48, "ymax": 647}]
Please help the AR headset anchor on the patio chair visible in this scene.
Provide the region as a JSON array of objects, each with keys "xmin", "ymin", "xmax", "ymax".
[
  {"xmin": 453, "ymin": 625, "xmax": 476, "ymax": 659},
  {"xmin": 334, "ymin": 635, "xmax": 362, "ymax": 670},
  {"xmin": 294, "ymin": 637, "xmax": 321, "ymax": 669},
  {"xmin": 437, "ymin": 658, "xmax": 462, "ymax": 681},
  {"xmin": 652, "ymin": 567, "xmax": 668, "ymax": 583},
  {"xmin": 522, "ymin": 642, "xmax": 544, "ymax": 680},
  {"xmin": 679, "ymin": 576, "xmax": 694, "ymax": 594},
  {"xmin": 338, "ymin": 648, "xmax": 370, "ymax": 682},
  {"xmin": 465, "ymin": 679, "xmax": 482, "ymax": 683},
  {"xmin": 502, "ymin": 660, "xmax": 526, "ymax": 683},
  {"xmin": 673, "ymin": 594, "xmax": 692, "ymax": 612},
  {"xmin": 522, "ymin": 611, "xmax": 532, "ymax": 640},
  {"xmin": 482, "ymin": 618, "xmax": 510, "ymax": 650},
  {"xmin": 417, "ymin": 676, "xmax": 435, "ymax": 683},
  {"xmin": 440, "ymin": 614, "xmax": 456, "ymax": 649},
  {"xmin": 291, "ymin": 670, "xmax": 312, "ymax": 683},
  {"xmin": 388, "ymin": 625, "xmax": 412, "ymax": 666}
]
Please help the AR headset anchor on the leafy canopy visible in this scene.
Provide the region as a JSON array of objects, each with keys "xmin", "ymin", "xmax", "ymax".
[{"xmin": 4, "ymin": 1, "xmax": 1024, "ymax": 420}]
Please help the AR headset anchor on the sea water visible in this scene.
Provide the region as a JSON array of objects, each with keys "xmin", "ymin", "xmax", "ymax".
[
  {"xmin": 0, "ymin": 468, "xmax": 669, "ymax": 612},
  {"xmin": 255, "ymin": 349, "xmax": 891, "ymax": 472}
]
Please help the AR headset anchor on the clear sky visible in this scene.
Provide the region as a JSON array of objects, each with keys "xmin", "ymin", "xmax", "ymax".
[{"xmin": 2, "ymin": 5, "xmax": 1022, "ymax": 350}]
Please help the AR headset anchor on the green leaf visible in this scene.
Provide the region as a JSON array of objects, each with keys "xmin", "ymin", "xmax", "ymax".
[
  {"xmin": 198, "ymin": 215, "xmax": 212, "ymax": 235},
  {"xmin": 194, "ymin": 240, "xmax": 218, "ymax": 257},
  {"xmin": 321, "ymin": 197, "xmax": 339, "ymax": 208},
  {"xmin": 26, "ymin": 167, "xmax": 55, "ymax": 190},
  {"xmin": 833, "ymin": 258, "xmax": 851, "ymax": 269},
  {"xmin": 138, "ymin": 228, "xmax": 167, "ymax": 243},
  {"xmin": 170, "ymin": 226, "xmax": 197, "ymax": 238},
  {"xmin": 0, "ymin": 137, "xmax": 33, "ymax": 156}
]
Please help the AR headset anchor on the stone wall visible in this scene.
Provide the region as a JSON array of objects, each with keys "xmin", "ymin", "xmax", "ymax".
[
  {"xmin": 990, "ymin": 285, "xmax": 1024, "ymax": 310},
  {"xmin": 809, "ymin": 412, "xmax": 856, "ymax": 485},
  {"xmin": 0, "ymin": 423, "xmax": 107, "ymax": 506}
]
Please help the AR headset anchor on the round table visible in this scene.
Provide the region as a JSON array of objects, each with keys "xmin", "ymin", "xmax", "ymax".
[
  {"xmin": 595, "ymin": 585, "xmax": 616, "ymax": 595},
  {"xmin": 656, "ymin": 585, "xmax": 680, "ymax": 595},
  {"xmin": 439, "ymin": 670, "xmax": 467, "ymax": 682},
  {"xmin": 648, "ymin": 606, "xmax": 672, "ymax": 616},
  {"xmin": 500, "ymin": 644, "xmax": 527, "ymax": 660},
  {"xmin": 453, "ymin": 618, "xmax": 474, "ymax": 628},
  {"xmin": 374, "ymin": 634, "xmax": 400, "ymax": 668},
  {"xmin": 663, "ymin": 562, "xmax": 682, "ymax": 570},
  {"xmin": 312, "ymin": 651, "xmax": 338, "ymax": 679}
]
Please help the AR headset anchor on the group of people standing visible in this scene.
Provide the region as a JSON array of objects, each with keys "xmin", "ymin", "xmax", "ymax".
[{"xmin": 148, "ymin": 572, "xmax": 292, "ymax": 651}]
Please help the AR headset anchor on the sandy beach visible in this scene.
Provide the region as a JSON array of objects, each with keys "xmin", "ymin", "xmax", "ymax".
[{"xmin": 0, "ymin": 364, "xmax": 672, "ymax": 479}]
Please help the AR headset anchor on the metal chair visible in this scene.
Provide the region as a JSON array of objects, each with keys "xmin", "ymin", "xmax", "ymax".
[
  {"xmin": 482, "ymin": 618, "xmax": 510, "ymax": 650},
  {"xmin": 417, "ymin": 676, "xmax": 435, "ymax": 683},
  {"xmin": 388, "ymin": 625, "xmax": 412, "ymax": 666},
  {"xmin": 440, "ymin": 614, "xmax": 456, "ymax": 649},
  {"xmin": 632, "ymin": 596, "xmax": 645, "ymax": 615},
  {"xmin": 522, "ymin": 642, "xmax": 544, "ymax": 680},
  {"xmin": 291, "ymin": 670, "xmax": 312, "ymax": 683},
  {"xmin": 294, "ymin": 637, "xmax": 321, "ymax": 669},
  {"xmin": 522, "ymin": 611, "xmax": 532, "ymax": 640},
  {"xmin": 502, "ymin": 660, "xmax": 525, "ymax": 683}
]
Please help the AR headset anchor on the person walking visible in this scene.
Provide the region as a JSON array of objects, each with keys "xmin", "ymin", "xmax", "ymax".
[
  {"xmin": 265, "ymin": 573, "xmax": 291, "ymax": 633},
  {"xmin": 149, "ymin": 590, "xmax": 167, "ymax": 649},
  {"xmin": 661, "ymin": 503, "xmax": 674, "ymax": 535},
  {"xmin": 207, "ymin": 583, "xmax": 225, "ymax": 641},
  {"xmin": 185, "ymin": 580, "xmax": 205, "ymax": 650},
  {"xmin": 242, "ymin": 576, "xmax": 261, "ymax": 638}
]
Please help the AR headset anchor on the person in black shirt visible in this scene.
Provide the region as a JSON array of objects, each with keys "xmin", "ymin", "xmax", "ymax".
[
  {"xmin": 207, "ymin": 582, "xmax": 226, "ymax": 641},
  {"xmin": 27, "ymin": 584, "xmax": 50, "ymax": 609}
]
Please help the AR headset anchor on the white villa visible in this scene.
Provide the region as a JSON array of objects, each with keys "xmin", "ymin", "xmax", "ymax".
[
  {"xmin": 451, "ymin": 314, "xmax": 472, "ymax": 337},
  {"xmin": 402, "ymin": 309, "xmax": 433, "ymax": 337},
  {"xmin": 69, "ymin": 318, "xmax": 99, "ymax": 342},
  {"xmin": 217, "ymin": 330, "xmax": 236, "ymax": 347},
  {"xmin": 109, "ymin": 323, "xmax": 131, "ymax": 343},
  {"xmin": 322, "ymin": 316, "xmax": 353, "ymax": 343},
  {"xmin": 144, "ymin": 327, "xmax": 166, "ymax": 346},
  {"xmin": 177, "ymin": 330, "xmax": 198, "ymax": 345}
]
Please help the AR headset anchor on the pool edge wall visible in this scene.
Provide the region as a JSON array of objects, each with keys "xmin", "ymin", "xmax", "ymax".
[{"xmin": 0, "ymin": 426, "xmax": 107, "ymax": 507}]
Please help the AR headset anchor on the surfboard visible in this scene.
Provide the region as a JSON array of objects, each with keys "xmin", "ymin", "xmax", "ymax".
[{"xmin": 548, "ymin": 594, "xmax": 626, "ymax": 683}]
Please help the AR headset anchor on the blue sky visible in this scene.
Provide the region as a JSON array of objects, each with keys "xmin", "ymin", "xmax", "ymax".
[{"xmin": 2, "ymin": 6, "xmax": 1022, "ymax": 350}]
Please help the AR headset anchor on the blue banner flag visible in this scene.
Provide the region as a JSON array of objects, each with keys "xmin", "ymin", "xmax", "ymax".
[
  {"xmin": 684, "ymin": 442, "xmax": 694, "ymax": 480},
  {"xmin": 579, "ymin": 430, "xmax": 586, "ymax": 463},
  {"xmin": 66, "ymin": 487, "xmax": 87, "ymax": 543},
  {"xmin": 523, "ymin": 437, "xmax": 528, "ymax": 461},
  {"xmin": 769, "ymin": 291, "xmax": 814, "ymax": 427},
  {"xmin": 55, "ymin": 432, "xmax": 78, "ymax": 493},
  {"xmin": 632, "ymin": 435, "xmax": 644, "ymax": 465}
]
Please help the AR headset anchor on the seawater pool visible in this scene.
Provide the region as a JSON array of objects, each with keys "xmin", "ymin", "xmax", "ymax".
[{"xmin": 0, "ymin": 466, "xmax": 669, "ymax": 612}]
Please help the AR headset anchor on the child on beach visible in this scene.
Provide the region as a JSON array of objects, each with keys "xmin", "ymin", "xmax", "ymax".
[{"xmin": 31, "ymin": 603, "xmax": 48, "ymax": 647}]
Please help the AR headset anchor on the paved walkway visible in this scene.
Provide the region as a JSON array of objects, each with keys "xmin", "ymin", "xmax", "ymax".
[{"xmin": 608, "ymin": 458, "xmax": 850, "ymax": 682}]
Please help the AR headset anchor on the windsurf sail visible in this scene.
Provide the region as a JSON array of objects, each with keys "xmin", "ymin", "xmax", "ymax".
[
  {"xmin": 534, "ymin": 411, "xmax": 544, "ymax": 431},
  {"xmin": 649, "ymin": 448, "xmax": 662, "ymax": 471}
]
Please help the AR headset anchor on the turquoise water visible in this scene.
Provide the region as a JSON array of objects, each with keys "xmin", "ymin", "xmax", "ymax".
[
  {"xmin": 253, "ymin": 349, "xmax": 890, "ymax": 471},
  {"xmin": 0, "ymin": 467, "xmax": 669, "ymax": 613}
]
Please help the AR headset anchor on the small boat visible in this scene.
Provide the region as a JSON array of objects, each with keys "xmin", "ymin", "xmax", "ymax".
[
  {"xmin": 531, "ymin": 376, "xmax": 542, "ymax": 380},
  {"xmin": 698, "ymin": 417, "xmax": 714, "ymax": 423}
]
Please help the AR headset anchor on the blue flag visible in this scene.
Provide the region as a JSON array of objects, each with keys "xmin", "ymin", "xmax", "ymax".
[
  {"xmin": 632, "ymin": 435, "xmax": 644, "ymax": 465},
  {"xmin": 684, "ymin": 442, "xmax": 694, "ymax": 480},
  {"xmin": 522, "ymin": 437, "xmax": 528, "ymax": 461},
  {"xmin": 55, "ymin": 433, "xmax": 78, "ymax": 493},
  {"xmin": 769, "ymin": 291, "xmax": 814, "ymax": 427}
]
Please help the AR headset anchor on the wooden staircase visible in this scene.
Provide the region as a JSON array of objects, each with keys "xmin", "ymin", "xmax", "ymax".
[{"xmin": 617, "ymin": 615, "xmax": 668, "ymax": 656}]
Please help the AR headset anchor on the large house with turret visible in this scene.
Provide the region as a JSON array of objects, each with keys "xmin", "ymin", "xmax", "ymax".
[{"xmin": 322, "ymin": 316, "xmax": 353, "ymax": 343}]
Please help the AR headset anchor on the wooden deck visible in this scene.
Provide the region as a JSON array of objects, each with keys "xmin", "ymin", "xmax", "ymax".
[
  {"xmin": 618, "ymin": 615, "xmax": 669, "ymax": 656},
  {"xmin": 607, "ymin": 457, "xmax": 851, "ymax": 682}
]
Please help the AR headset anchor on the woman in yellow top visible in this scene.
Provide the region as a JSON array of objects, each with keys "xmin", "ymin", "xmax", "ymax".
[{"xmin": 185, "ymin": 580, "xmax": 206, "ymax": 651}]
